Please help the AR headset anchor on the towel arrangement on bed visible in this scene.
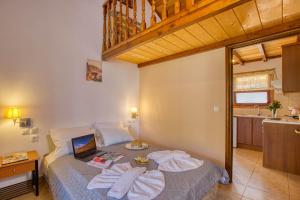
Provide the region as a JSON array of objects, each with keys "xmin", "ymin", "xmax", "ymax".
[
  {"xmin": 147, "ymin": 150, "xmax": 204, "ymax": 172},
  {"xmin": 87, "ymin": 150, "xmax": 203, "ymax": 199},
  {"xmin": 87, "ymin": 162, "xmax": 165, "ymax": 200}
]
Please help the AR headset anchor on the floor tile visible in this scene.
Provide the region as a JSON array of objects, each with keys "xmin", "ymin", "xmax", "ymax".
[
  {"xmin": 243, "ymin": 186, "xmax": 289, "ymax": 200},
  {"xmin": 288, "ymin": 173, "xmax": 300, "ymax": 196},
  {"xmin": 290, "ymin": 193, "xmax": 300, "ymax": 200},
  {"xmin": 247, "ymin": 165, "xmax": 289, "ymax": 195},
  {"xmin": 217, "ymin": 181, "xmax": 246, "ymax": 195}
]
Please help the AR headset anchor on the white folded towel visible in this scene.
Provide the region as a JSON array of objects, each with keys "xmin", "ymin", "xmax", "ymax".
[
  {"xmin": 147, "ymin": 150, "xmax": 204, "ymax": 172},
  {"xmin": 87, "ymin": 162, "xmax": 132, "ymax": 189},
  {"xmin": 128, "ymin": 170, "xmax": 165, "ymax": 200},
  {"xmin": 87, "ymin": 163, "xmax": 165, "ymax": 200},
  {"xmin": 108, "ymin": 167, "xmax": 146, "ymax": 199}
]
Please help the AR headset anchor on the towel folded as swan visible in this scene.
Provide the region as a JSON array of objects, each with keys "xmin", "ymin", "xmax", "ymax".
[
  {"xmin": 147, "ymin": 150, "xmax": 204, "ymax": 172},
  {"xmin": 87, "ymin": 163, "xmax": 165, "ymax": 200}
]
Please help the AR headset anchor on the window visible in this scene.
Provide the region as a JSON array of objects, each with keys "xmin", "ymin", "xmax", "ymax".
[{"xmin": 234, "ymin": 71, "xmax": 274, "ymax": 106}]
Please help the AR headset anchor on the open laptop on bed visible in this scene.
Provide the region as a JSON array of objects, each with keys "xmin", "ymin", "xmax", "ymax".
[{"xmin": 71, "ymin": 134, "xmax": 106, "ymax": 162}]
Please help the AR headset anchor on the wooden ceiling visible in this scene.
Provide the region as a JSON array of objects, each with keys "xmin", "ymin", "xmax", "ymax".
[
  {"xmin": 114, "ymin": 0, "xmax": 300, "ymax": 66},
  {"xmin": 232, "ymin": 35, "xmax": 299, "ymax": 65}
]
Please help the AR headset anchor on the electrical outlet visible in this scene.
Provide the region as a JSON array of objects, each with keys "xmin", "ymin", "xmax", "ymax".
[{"xmin": 22, "ymin": 129, "xmax": 30, "ymax": 135}]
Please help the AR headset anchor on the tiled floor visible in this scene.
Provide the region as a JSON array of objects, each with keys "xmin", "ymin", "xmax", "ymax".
[
  {"xmin": 217, "ymin": 148, "xmax": 300, "ymax": 200},
  {"xmin": 12, "ymin": 148, "xmax": 300, "ymax": 200}
]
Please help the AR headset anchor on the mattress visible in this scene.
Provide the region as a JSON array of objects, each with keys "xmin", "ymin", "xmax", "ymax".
[{"xmin": 47, "ymin": 142, "xmax": 228, "ymax": 200}]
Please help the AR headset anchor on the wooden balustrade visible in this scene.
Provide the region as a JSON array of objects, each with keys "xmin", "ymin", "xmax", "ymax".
[
  {"xmin": 151, "ymin": 0, "xmax": 156, "ymax": 26},
  {"xmin": 106, "ymin": 1, "xmax": 111, "ymax": 49},
  {"xmin": 174, "ymin": 0, "xmax": 180, "ymax": 14},
  {"xmin": 111, "ymin": 0, "xmax": 117, "ymax": 46},
  {"xmin": 133, "ymin": 0, "xmax": 137, "ymax": 34},
  {"xmin": 186, "ymin": 0, "xmax": 195, "ymax": 9},
  {"xmin": 125, "ymin": 0, "xmax": 129, "ymax": 40},
  {"xmin": 103, "ymin": 4, "xmax": 107, "ymax": 51},
  {"xmin": 162, "ymin": 0, "xmax": 167, "ymax": 20},
  {"xmin": 102, "ymin": 0, "xmax": 193, "ymax": 52},
  {"xmin": 118, "ymin": 0, "xmax": 122, "ymax": 43}
]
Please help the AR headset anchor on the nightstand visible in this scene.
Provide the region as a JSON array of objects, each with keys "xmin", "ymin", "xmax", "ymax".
[{"xmin": 0, "ymin": 151, "xmax": 39, "ymax": 197}]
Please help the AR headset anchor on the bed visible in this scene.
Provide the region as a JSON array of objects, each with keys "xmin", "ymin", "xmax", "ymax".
[{"xmin": 45, "ymin": 142, "xmax": 228, "ymax": 200}]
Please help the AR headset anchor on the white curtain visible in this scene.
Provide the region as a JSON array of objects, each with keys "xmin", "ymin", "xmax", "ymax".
[{"xmin": 234, "ymin": 71, "xmax": 274, "ymax": 91}]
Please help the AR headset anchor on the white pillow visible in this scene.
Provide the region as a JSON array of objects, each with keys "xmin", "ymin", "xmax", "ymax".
[
  {"xmin": 50, "ymin": 126, "xmax": 95, "ymax": 158},
  {"xmin": 96, "ymin": 127, "xmax": 134, "ymax": 146},
  {"xmin": 93, "ymin": 122, "xmax": 126, "ymax": 146}
]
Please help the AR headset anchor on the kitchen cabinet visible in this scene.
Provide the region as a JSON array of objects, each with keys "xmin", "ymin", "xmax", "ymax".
[
  {"xmin": 252, "ymin": 118, "xmax": 263, "ymax": 147},
  {"xmin": 263, "ymin": 122, "xmax": 300, "ymax": 175},
  {"xmin": 237, "ymin": 116, "xmax": 263, "ymax": 151},
  {"xmin": 282, "ymin": 43, "xmax": 300, "ymax": 93}
]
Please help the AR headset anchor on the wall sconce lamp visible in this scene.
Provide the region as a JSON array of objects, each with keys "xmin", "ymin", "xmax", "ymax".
[
  {"xmin": 131, "ymin": 107, "xmax": 138, "ymax": 119},
  {"xmin": 5, "ymin": 107, "xmax": 32, "ymax": 128}
]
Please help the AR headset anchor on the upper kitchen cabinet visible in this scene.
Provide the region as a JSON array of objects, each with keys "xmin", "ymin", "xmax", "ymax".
[{"xmin": 282, "ymin": 43, "xmax": 300, "ymax": 93}]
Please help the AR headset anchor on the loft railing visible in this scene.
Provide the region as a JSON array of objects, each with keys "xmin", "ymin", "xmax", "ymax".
[{"xmin": 102, "ymin": 0, "xmax": 196, "ymax": 52}]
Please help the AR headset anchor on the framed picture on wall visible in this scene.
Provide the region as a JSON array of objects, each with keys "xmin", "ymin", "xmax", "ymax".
[{"xmin": 86, "ymin": 59, "xmax": 102, "ymax": 82}]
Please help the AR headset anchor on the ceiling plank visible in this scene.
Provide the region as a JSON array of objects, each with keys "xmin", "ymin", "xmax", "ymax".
[
  {"xmin": 215, "ymin": 9, "xmax": 245, "ymax": 37},
  {"xmin": 233, "ymin": 1, "xmax": 263, "ymax": 33},
  {"xmin": 257, "ymin": 43, "xmax": 267, "ymax": 62},
  {"xmin": 255, "ymin": 0, "xmax": 282, "ymax": 28},
  {"xmin": 103, "ymin": 0, "xmax": 252, "ymax": 60},
  {"xmin": 233, "ymin": 50, "xmax": 244, "ymax": 65},
  {"xmin": 138, "ymin": 18, "xmax": 300, "ymax": 67}
]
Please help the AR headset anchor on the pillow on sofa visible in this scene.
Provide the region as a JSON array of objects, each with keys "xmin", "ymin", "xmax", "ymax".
[{"xmin": 50, "ymin": 126, "xmax": 96, "ymax": 158}]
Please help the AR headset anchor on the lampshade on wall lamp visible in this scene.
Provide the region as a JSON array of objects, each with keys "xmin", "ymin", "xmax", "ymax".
[
  {"xmin": 131, "ymin": 107, "xmax": 138, "ymax": 119},
  {"xmin": 5, "ymin": 107, "xmax": 32, "ymax": 128}
]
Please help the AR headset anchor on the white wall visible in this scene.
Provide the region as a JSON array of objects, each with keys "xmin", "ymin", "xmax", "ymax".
[
  {"xmin": 0, "ymin": 0, "xmax": 139, "ymax": 187},
  {"xmin": 139, "ymin": 48, "xmax": 226, "ymax": 166},
  {"xmin": 234, "ymin": 58, "xmax": 300, "ymax": 116}
]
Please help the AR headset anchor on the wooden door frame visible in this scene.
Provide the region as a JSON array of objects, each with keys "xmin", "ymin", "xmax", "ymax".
[{"xmin": 225, "ymin": 29, "xmax": 300, "ymax": 182}]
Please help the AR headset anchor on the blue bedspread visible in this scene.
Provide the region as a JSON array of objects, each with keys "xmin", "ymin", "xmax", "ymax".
[{"xmin": 48, "ymin": 143, "xmax": 228, "ymax": 200}]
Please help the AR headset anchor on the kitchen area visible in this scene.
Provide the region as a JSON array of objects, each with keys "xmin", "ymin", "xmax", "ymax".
[{"xmin": 232, "ymin": 36, "xmax": 300, "ymax": 176}]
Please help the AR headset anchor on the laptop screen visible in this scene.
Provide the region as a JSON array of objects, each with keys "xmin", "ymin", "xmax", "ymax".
[{"xmin": 71, "ymin": 134, "xmax": 96, "ymax": 157}]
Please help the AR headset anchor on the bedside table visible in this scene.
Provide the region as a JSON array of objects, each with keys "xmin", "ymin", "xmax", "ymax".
[{"xmin": 0, "ymin": 151, "xmax": 39, "ymax": 196}]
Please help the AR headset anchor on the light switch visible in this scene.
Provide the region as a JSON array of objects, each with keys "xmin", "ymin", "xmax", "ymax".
[
  {"xmin": 30, "ymin": 135, "xmax": 39, "ymax": 143},
  {"xmin": 30, "ymin": 127, "xmax": 39, "ymax": 135},
  {"xmin": 213, "ymin": 105, "xmax": 220, "ymax": 113}
]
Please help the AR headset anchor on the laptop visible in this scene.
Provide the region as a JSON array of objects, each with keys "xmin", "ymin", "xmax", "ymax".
[{"xmin": 71, "ymin": 134, "xmax": 106, "ymax": 162}]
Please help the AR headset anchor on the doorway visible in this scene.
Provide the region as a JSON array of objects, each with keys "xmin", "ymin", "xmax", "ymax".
[{"xmin": 225, "ymin": 30, "xmax": 300, "ymax": 182}]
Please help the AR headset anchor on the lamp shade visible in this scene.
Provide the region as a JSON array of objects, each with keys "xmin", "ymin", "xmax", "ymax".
[
  {"xmin": 6, "ymin": 107, "xmax": 21, "ymax": 119},
  {"xmin": 131, "ymin": 107, "xmax": 138, "ymax": 119},
  {"xmin": 131, "ymin": 107, "xmax": 138, "ymax": 113}
]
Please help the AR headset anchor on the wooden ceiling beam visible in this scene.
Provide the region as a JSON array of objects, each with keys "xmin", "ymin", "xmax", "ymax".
[
  {"xmin": 257, "ymin": 43, "xmax": 267, "ymax": 62},
  {"xmin": 103, "ymin": 0, "xmax": 252, "ymax": 60},
  {"xmin": 232, "ymin": 50, "xmax": 244, "ymax": 65},
  {"xmin": 138, "ymin": 18, "xmax": 300, "ymax": 67},
  {"xmin": 232, "ymin": 55, "xmax": 281, "ymax": 65}
]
